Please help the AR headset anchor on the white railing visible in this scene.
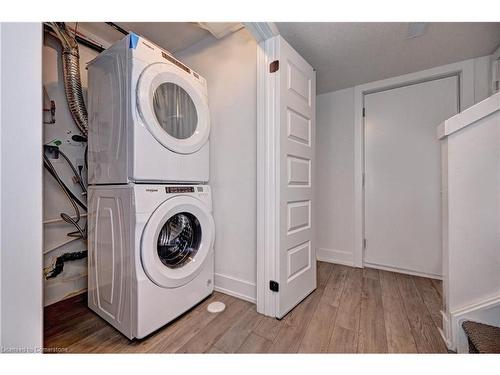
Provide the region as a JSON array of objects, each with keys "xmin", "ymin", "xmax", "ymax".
[{"xmin": 439, "ymin": 92, "xmax": 500, "ymax": 352}]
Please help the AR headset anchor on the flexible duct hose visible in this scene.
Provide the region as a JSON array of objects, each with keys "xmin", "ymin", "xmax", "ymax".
[{"xmin": 48, "ymin": 22, "xmax": 88, "ymax": 137}]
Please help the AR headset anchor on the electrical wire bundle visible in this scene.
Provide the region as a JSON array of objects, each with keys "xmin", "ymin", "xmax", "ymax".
[{"xmin": 43, "ymin": 145, "xmax": 87, "ymax": 240}]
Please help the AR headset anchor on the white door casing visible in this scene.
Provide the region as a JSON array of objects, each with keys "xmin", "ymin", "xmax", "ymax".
[
  {"xmin": 363, "ymin": 75, "xmax": 459, "ymax": 277},
  {"xmin": 353, "ymin": 59, "xmax": 475, "ymax": 269},
  {"xmin": 256, "ymin": 35, "xmax": 316, "ymax": 318}
]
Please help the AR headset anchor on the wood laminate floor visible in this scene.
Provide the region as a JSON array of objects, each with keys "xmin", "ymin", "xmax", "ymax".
[{"xmin": 44, "ymin": 262, "xmax": 448, "ymax": 353}]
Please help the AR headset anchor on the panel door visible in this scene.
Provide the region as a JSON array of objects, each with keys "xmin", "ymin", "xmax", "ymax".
[
  {"xmin": 277, "ymin": 36, "xmax": 317, "ymax": 318},
  {"xmin": 364, "ymin": 76, "xmax": 459, "ymax": 277}
]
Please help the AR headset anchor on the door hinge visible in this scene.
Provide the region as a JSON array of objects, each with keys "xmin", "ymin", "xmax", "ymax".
[
  {"xmin": 269, "ymin": 280, "xmax": 279, "ymax": 292},
  {"xmin": 362, "ymin": 172, "xmax": 366, "ymax": 188},
  {"xmin": 362, "ymin": 107, "xmax": 366, "ymax": 117},
  {"xmin": 363, "ymin": 238, "xmax": 367, "ymax": 249},
  {"xmin": 269, "ymin": 60, "xmax": 280, "ymax": 73}
]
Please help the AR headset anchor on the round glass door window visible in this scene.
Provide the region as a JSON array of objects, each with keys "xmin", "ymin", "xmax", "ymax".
[
  {"xmin": 153, "ymin": 82, "xmax": 198, "ymax": 140},
  {"xmin": 157, "ymin": 212, "xmax": 202, "ymax": 269}
]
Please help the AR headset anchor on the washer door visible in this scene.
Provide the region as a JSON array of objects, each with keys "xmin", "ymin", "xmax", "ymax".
[
  {"xmin": 141, "ymin": 196, "xmax": 214, "ymax": 288},
  {"xmin": 137, "ymin": 62, "xmax": 210, "ymax": 155}
]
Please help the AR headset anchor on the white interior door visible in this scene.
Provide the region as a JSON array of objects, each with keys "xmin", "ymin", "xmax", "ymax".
[
  {"xmin": 364, "ymin": 76, "xmax": 459, "ymax": 277},
  {"xmin": 276, "ymin": 37, "xmax": 316, "ymax": 318}
]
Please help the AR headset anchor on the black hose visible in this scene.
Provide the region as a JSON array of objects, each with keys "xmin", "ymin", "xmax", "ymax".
[
  {"xmin": 44, "ymin": 154, "xmax": 81, "ymax": 221},
  {"xmin": 45, "ymin": 250, "xmax": 88, "ymax": 279},
  {"xmin": 58, "ymin": 148, "xmax": 86, "ymax": 192},
  {"xmin": 84, "ymin": 145, "xmax": 88, "ymax": 171},
  {"xmin": 43, "ymin": 155, "xmax": 87, "ymax": 211},
  {"xmin": 69, "ymin": 135, "xmax": 88, "ymax": 181},
  {"xmin": 105, "ymin": 22, "xmax": 128, "ymax": 35},
  {"xmin": 44, "ymin": 154, "xmax": 87, "ymax": 238},
  {"xmin": 61, "ymin": 213, "xmax": 86, "ymax": 239}
]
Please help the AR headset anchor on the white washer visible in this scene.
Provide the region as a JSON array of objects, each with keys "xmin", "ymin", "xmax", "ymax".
[
  {"xmin": 88, "ymin": 184, "xmax": 214, "ymax": 339},
  {"xmin": 87, "ymin": 33, "xmax": 210, "ymax": 185}
]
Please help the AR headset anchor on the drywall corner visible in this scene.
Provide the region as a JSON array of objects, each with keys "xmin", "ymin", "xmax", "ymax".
[
  {"xmin": 175, "ymin": 28, "xmax": 258, "ymax": 302},
  {"xmin": 315, "ymin": 88, "xmax": 356, "ymax": 265},
  {"xmin": 0, "ymin": 22, "xmax": 43, "ymax": 351}
]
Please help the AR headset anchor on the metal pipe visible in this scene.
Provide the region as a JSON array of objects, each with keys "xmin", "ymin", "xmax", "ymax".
[
  {"xmin": 46, "ymin": 22, "xmax": 88, "ymax": 137},
  {"xmin": 105, "ymin": 22, "xmax": 128, "ymax": 35},
  {"xmin": 74, "ymin": 34, "xmax": 104, "ymax": 53},
  {"xmin": 44, "ymin": 24, "xmax": 105, "ymax": 53}
]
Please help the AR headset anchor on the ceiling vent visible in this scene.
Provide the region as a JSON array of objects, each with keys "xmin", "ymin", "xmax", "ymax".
[
  {"xmin": 406, "ymin": 22, "xmax": 428, "ymax": 39},
  {"xmin": 197, "ymin": 22, "xmax": 243, "ymax": 39}
]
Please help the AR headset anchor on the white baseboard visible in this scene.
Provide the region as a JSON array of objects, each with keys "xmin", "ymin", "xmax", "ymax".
[
  {"xmin": 317, "ymin": 248, "xmax": 354, "ymax": 267},
  {"xmin": 449, "ymin": 293, "xmax": 500, "ymax": 353},
  {"xmin": 316, "ymin": 249, "xmax": 443, "ymax": 279},
  {"xmin": 44, "ymin": 273, "xmax": 87, "ymax": 307},
  {"xmin": 362, "ymin": 262, "xmax": 442, "ymax": 280},
  {"xmin": 214, "ymin": 273, "xmax": 256, "ymax": 304},
  {"xmin": 439, "ymin": 310, "xmax": 453, "ymax": 350}
]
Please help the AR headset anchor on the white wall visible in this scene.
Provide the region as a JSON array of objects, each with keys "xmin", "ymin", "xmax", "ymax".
[
  {"xmin": 316, "ymin": 88, "xmax": 355, "ymax": 266},
  {"xmin": 176, "ymin": 29, "xmax": 258, "ymax": 302},
  {"xmin": 316, "ymin": 55, "xmax": 493, "ymax": 267},
  {"xmin": 0, "ymin": 23, "xmax": 43, "ymax": 351},
  {"xmin": 473, "ymin": 55, "xmax": 493, "ymax": 103}
]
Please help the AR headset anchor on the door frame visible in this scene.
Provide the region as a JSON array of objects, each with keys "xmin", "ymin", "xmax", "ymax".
[
  {"xmin": 362, "ymin": 74, "xmax": 460, "ymax": 279},
  {"xmin": 255, "ymin": 34, "xmax": 280, "ymax": 317},
  {"xmin": 247, "ymin": 22, "xmax": 288, "ymax": 316},
  {"xmin": 353, "ymin": 59, "xmax": 475, "ymax": 270}
]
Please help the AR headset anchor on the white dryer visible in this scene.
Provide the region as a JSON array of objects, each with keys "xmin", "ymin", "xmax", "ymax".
[
  {"xmin": 88, "ymin": 33, "xmax": 210, "ymax": 184},
  {"xmin": 88, "ymin": 183, "xmax": 215, "ymax": 339}
]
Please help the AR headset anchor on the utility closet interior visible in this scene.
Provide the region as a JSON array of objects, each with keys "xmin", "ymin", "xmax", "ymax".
[{"xmin": 0, "ymin": 16, "xmax": 500, "ymax": 360}]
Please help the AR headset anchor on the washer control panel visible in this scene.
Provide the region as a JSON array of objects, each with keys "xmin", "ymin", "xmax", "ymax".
[{"xmin": 165, "ymin": 186, "xmax": 195, "ymax": 194}]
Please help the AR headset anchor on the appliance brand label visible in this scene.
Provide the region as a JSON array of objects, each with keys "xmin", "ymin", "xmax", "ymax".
[{"xmin": 161, "ymin": 52, "xmax": 191, "ymax": 74}]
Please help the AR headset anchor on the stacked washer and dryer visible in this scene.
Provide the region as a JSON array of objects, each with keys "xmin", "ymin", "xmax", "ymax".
[{"xmin": 87, "ymin": 33, "xmax": 215, "ymax": 339}]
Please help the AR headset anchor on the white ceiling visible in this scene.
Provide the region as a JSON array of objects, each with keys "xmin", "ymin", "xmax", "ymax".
[
  {"xmin": 277, "ymin": 23, "xmax": 500, "ymax": 94},
  {"xmin": 78, "ymin": 22, "xmax": 500, "ymax": 94},
  {"xmin": 80, "ymin": 22, "xmax": 212, "ymax": 53}
]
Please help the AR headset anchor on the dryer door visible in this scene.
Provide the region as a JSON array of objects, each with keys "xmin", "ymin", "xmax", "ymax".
[
  {"xmin": 137, "ymin": 62, "xmax": 210, "ymax": 155},
  {"xmin": 141, "ymin": 195, "xmax": 214, "ymax": 288}
]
